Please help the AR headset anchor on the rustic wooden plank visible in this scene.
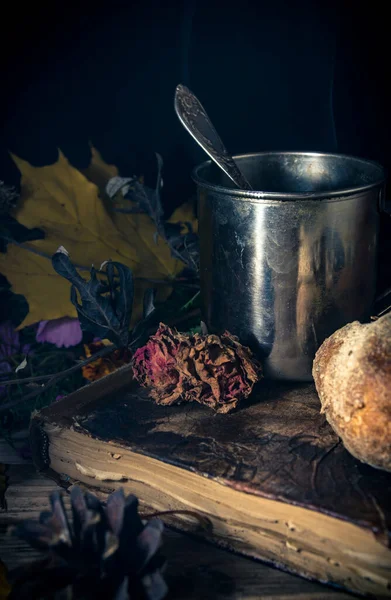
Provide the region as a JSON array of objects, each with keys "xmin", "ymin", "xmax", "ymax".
[
  {"xmin": 0, "ymin": 464, "xmax": 70, "ymax": 569},
  {"xmin": 0, "ymin": 464, "xmax": 354, "ymax": 599},
  {"xmin": 0, "ymin": 431, "xmax": 30, "ymax": 465}
]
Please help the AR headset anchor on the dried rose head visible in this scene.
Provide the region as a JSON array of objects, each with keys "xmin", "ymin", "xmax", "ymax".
[
  {"xmin": 132, "ymin": 324, "xmax": 262, "ymax": 413},
  {"xmin": 132, "ymin": 324, "xmax": 189, "ymax": 405}
]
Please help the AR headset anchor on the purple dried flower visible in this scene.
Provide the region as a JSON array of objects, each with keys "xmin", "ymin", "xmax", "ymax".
[{"xmin": 36, "ymin": 317, "xmax": 82, "ymax": 348}]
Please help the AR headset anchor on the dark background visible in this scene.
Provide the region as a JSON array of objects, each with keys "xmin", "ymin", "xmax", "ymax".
[{"xmin": 0, "ymin": 0, "xmax": 390, "ymax": 213}]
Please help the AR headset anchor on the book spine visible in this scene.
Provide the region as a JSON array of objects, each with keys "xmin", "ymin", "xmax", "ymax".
[
  {"xmin": 29, "ymin": 418, "xmax": 71, "ymax": 490},
  {"xmin": 29, "ymin": 419, "xmax": 50, "ymax": 471}
]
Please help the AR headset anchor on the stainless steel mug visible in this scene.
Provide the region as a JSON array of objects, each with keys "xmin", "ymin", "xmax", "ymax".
[{"xmin": 193, "ymin": 152, "xmax": 386, "ymax": 381}]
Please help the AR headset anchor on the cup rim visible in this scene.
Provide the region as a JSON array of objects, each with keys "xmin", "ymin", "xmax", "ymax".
[{"xmin": 192, "ymin": 151, "xmax": 386, "ymax": 200}]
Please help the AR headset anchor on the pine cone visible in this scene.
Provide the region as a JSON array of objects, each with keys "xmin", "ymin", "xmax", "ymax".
[
  {"xmin": 132, "ymin": 324, "xmax": 262, "ymax": 413},
  {"xmin": 9, "ymin": 487, "xmax": 167, "ymax": 600}
]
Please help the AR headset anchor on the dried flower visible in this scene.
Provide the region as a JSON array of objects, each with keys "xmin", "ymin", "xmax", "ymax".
[
  {"xmin": 82, "ymin": 341, "xmax": 132, "ymax": 382},
  {"xmin": 36, "ymin": 317, "xmax": 83, "ymax": 348},
  {"xmin": 132, "ymin": 324, "xmax": 186, "ymax": 405},
  {"xmin": 132, "ymin": 324, "xmax": 262, "ymax": 413}
]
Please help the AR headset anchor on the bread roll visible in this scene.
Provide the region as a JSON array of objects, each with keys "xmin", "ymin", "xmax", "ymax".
[{"xmin": 312, "ymin": 313, "xmax": 391, "ymax": 472}]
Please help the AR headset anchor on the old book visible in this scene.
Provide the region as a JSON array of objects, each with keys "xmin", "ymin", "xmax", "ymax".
[{"xmin": 30, "ymin": 365, "xmax": 391, "ymax": 598}]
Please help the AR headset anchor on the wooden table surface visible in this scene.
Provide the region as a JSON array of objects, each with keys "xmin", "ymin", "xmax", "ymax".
[{"xmin": 0, "ymin": 437, "xmax": 355, "ymax": 600}]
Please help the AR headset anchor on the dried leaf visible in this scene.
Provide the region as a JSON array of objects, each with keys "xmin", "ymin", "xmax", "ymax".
[
  {"xmin": 108, "ymin": 155, "xmax": 199, "ymax": 270},
  {"xmin": 164, "ymin": 204, "xmax": 199, "ymax": 270},
  {"xmin": 106, "ymin": 176, "xmax": 136, "ymax": 202},
  {"xmin": 143, "ymin": 288, "xmax": 156, "ymax": 320},
  {"xmin": 0, "ymin": 149, "xmax": 193, "ymax": 328},
  {"xmin": 82, "ymin": 341, "xmax": 132, "ymax": 382},
  {"xmin": 105, "ymin": 261, "xmax": 134, "ymax": 334},
  {"xmin": 52, "ymin": 251, "xmax": 133, "ymax": 346},
  {"xmin": 125, "ymin": 153, "xmax": 164, "ymax": 227},
  {"xmin": 15, "ymin": 356, "xmax": 28, "ymax": 373}
]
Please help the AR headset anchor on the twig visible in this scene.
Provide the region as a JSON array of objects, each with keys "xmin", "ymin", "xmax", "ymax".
[
  {"xmin": 0, "ymin": 344, "xmax": 116, "ymax": 412},
  {"xmin": 371, "ymin": 286, "xmax": 391, "ymax": 320},
  {"xmin": 371, "ymin": 304, "xmax": 391, "ymax": 320},
  {"xmin": 0, "ymin": 348, "xmax": 116, "ymax": 386},
  {"xmin": 377, "ymin": 304, "xmax": 391, "ymax": 317},
  {"xmin": 375, "ymin": 286, "xmax": 391, "ymax": 303},
  {"xmin": 0, "ymin": 373, "xmax": 59, "ymax": 385}
]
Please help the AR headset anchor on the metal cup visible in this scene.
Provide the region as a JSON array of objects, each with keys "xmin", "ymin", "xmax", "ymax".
[{"xmin": 193, "ymin": 152, "xmax": 386, "ymax": 381}]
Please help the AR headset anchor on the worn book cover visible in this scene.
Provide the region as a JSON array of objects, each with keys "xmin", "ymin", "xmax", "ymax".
[{"xmin": 30, "ymin": 365, "xmax": 391, "ymax": 598}]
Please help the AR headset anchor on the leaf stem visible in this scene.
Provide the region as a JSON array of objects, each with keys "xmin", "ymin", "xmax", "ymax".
[
  {"xmin": 180, "ymin": 290, "xmax": 200, "ymax": 312},
  {"xmin": 0, "ymin": 372, "xmax": 69, "ymax": 386}
]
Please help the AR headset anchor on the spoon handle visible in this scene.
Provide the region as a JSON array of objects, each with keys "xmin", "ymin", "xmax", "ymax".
[{"xmin": 175, "ymin": 84, "xmax": 253, "ymax": 190}]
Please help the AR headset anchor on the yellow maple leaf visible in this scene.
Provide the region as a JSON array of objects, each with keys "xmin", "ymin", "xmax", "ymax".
[
  {"xmin": 0, "ymin": 149, "xmax": 196, "ymax": 329},
  {"xmin": 168, "ymin": 199, "xmax": 198, "ymax": 233},
  {"xmin": 80, "ymin": 145, "xmax": 118, "ymax": 198}
]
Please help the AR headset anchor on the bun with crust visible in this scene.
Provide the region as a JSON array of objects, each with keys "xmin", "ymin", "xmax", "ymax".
[{"xmin": 313, "ymin": 313, "xmax": 391, "ymax": 472}]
